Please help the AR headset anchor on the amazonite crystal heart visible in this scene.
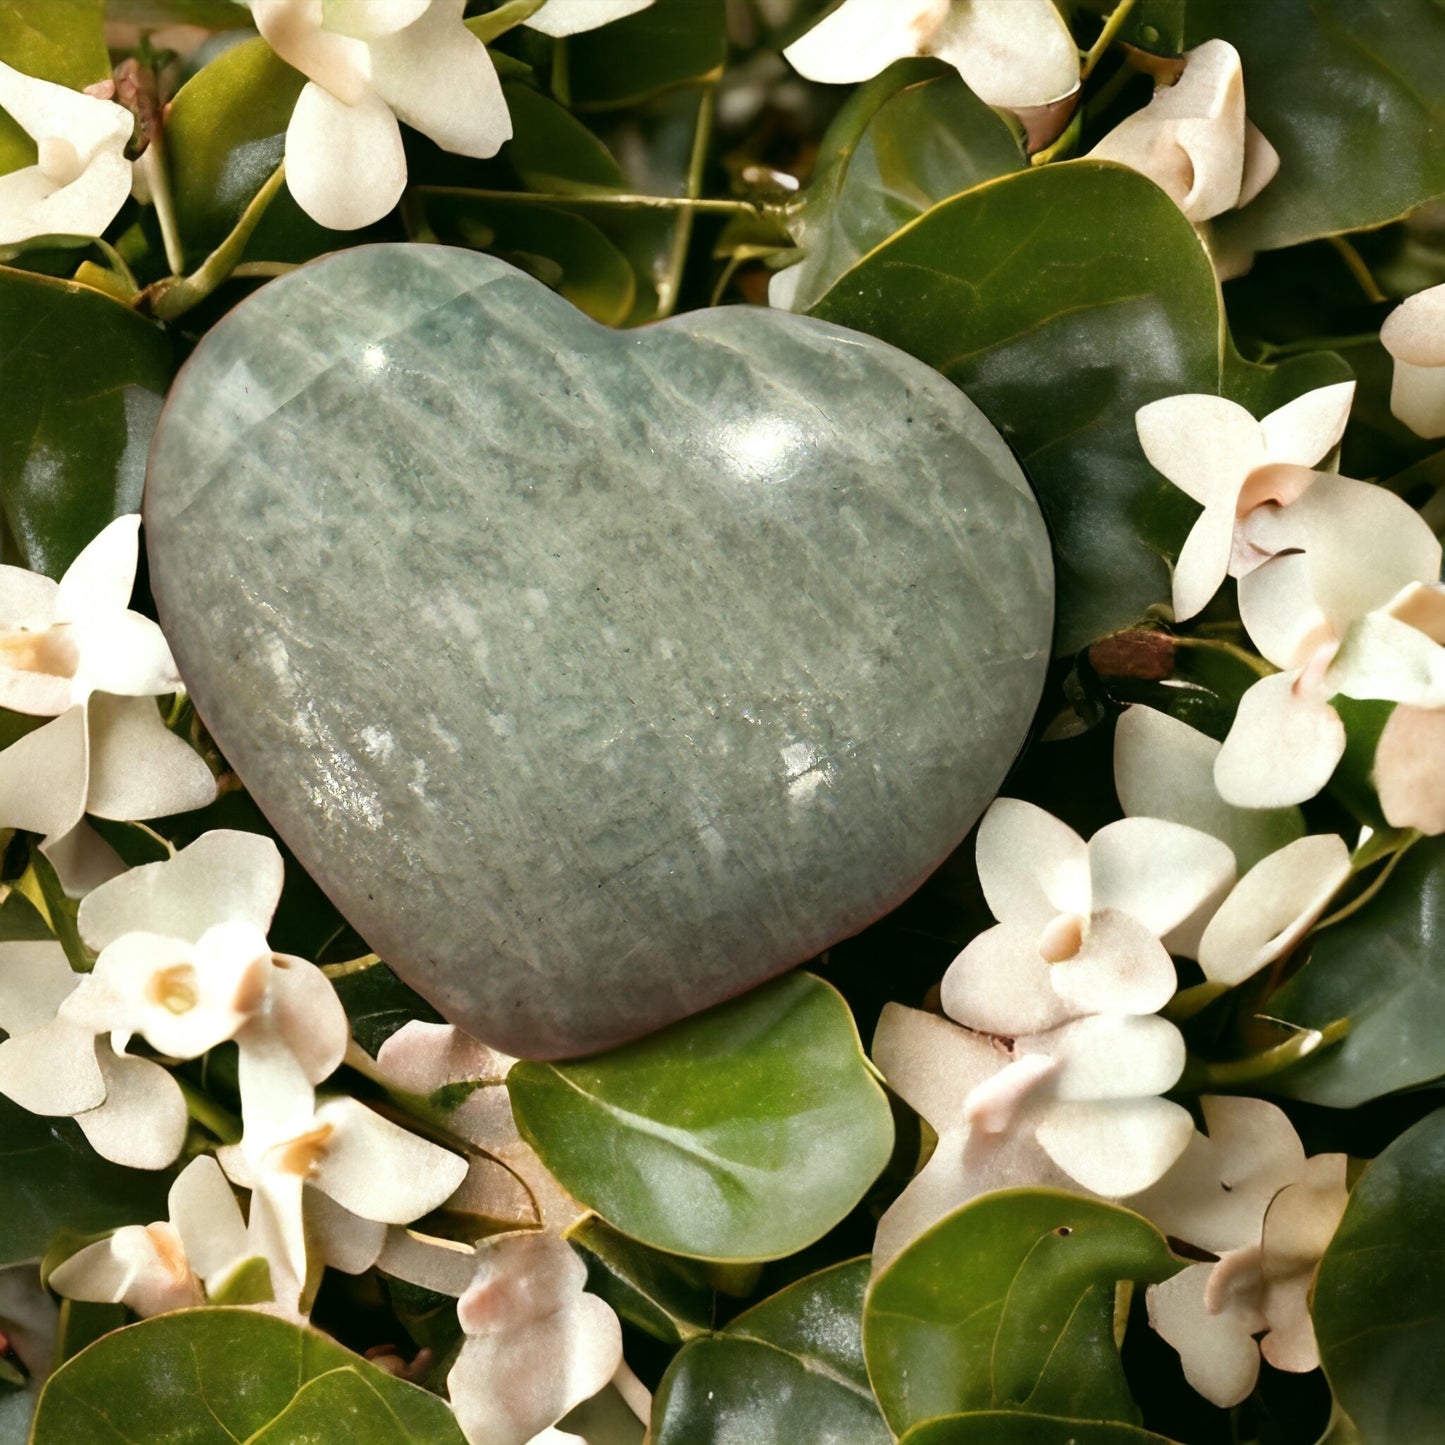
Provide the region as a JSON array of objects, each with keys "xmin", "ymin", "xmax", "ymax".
[{"xmin": 145, "ymin": 244, "xmax": 1052, "ymax": 1058}]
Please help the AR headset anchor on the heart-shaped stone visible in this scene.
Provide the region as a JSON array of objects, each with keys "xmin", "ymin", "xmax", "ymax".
[{"xmin": 145, "ymin": 244, "xmax": 1052, "ymax": 1058}]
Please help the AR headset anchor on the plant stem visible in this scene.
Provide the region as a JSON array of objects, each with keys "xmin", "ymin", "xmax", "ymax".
[
  {"xmin": 1169, "ymin": 634, "xmax": 1276, "ymax": 677},
  {"xmin": 1188, "ymin": 1017, "xmax": 1351, "ymax": 1089},
  {"xmin": 1316, "ymin": 833, "xmax": 1419, "ymax": 930},
  {"xmin": 657, "ymin": 84, "xmax": 716, "ymax": 321},
  {"xmin": 1030, "ymin": 107, "xmax": 1082, "ymax": 166},
  {"xmin": 178, "ymin": 1077, "xmax": 242, "ymax": 1144},
  {"xmin": 1080, "ymin": 0, "xmax": 1137, "ymax": 79},
  {"xmin": 465, "ymin": 0, "xmax": 546, "ymax": 43},
  {"xmin": 137, "ymin": 142, "xmax": 186, "ymax": 275},
  {"xmin": 412, "ymin": 183, "xmax": 761, "ymax": 219},
  {"xmin": 1253, "ymin": 331, "xmax": 1380, "ymax": 361},
  {"xmin": 321, "ymin": 953, "xmax": 381, "ymax": 979},
  {"xmin": 1327, "ymin": 234, "xmax": 1387, "ymax": 304}
]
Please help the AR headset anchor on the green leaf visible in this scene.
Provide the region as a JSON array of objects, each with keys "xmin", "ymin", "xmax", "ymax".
[
  {"xmin": 329, "ymin": 960, "xmax": 443, "ymax": 1057},
  {"xmin": 652, "ymin": 1260, "xmax": 890, "ymax": 1445},
  {"xmin": 863, "ymin": 1190, "xmax": 1183, "ymax": 1437},
  {"xmin": 555, "ymin": 0, "xmax": 726, "ymax": 110},
  {"xmin": 1269, "ymin": 836, "xmax": 1445, "ymax": 1107},
  {"xmin": 774, "ymin": 58, "xmax": 1025, "ymax": 314},
  {"xmin": 569, "ymin": 1215, "xmax": 714, "ymax": 1344},
  {"xmin": 1191, "ymin": 0, "xmax": 1445, "ymax": 255},
  {"xmin": 0, "ymin": 267, "xmax": 172, "ymax": 577},
  {"xmin": 901, "ymin": 1415, "xmax": 1186, "ymax": 1444},
  {"xmin": 503, "ymin": 82, "xmax": 626, "ymax": 193},
  {"xmin": 0, "ymin": 1097, "xmax": 171, "ymax": 1267},
  {"xmin": 508, "ymin": 973, "xmax": 894, "ymax": 1262},
  {"xmin": 30, "ymin": 1308, "xmax": 467, "ymax": 1443},
  {"xmin": 1313, "ymin": 1106, "xmax": 1445, "ymax": 1444}
]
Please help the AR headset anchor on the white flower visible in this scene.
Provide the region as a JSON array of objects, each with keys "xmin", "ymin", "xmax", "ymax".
[
  {"xmin": 523, "ymin": 0, "xmax": 655, "ymax": 38},
  {"xmin": 48, "ymin": 1156, "xmax": 256, "ymax": 1317},
  {"xmin": 1381, "ymin": 282, "xmax": 1445, "ymax": 438},
  {"xmin": 1133, "ymin": 1097, "xmax": 1347, "ymax": 1406},
  {"xmin": 1373, "ymin": 701, "xmax": 1445, "ymax": 834},
  {"xmin": 250, "ymin": 0, "xmax": 510, "ymax": 231},
  {"xmin": 447, "ymin": 1231, "xmax": 623, "ymax": 1445},
  {"xmin": 1134, "ymin": 382, "xmax": 1355, "ymax": 622},
  {"xmin": 784, "ymin": 0, "xmax": 1079, "ymax": 112},
  {"xmin": 1090, "ymin": 40, "xmax": 1277, "ymax": 233},
  {"xmin": 0, "ymin": 61, "xmax": 133, "ymax": 247},
  {"xmin": 1215, "ymin": 479, "xmax": 1443, "ymax": 807},
  {"xmin": 0, "ymin": 517, "xmax": 216, "ymax": 877}
]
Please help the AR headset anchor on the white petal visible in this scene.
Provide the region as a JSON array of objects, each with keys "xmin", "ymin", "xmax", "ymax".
[
  {"xmin": 1034, "ymin": 1095, "xmax": 1195, "ymax": 1196},
  {"xmin": 1088, "ymin": 817, "xmax": 1237, "ymax": 938},
  {"xmin": 1379, "ymin": 282, "xmax": 1445, "ymax": 368},
  {"xmin": 0, "ymin": 706, "xmax": 89, "ymax": 837},
  {"xmin": 976, "ymin": 797, "xmax": 1090, "ymax": 924},
  {"xmin": 377, "ymin": 1227, "xmax": 479, "ymax": 1295},
  {"xmin": 871, "ymin": 1002, "xmax": 1006, "ymax": 1131},
  {"xmin": 0, "ymin": 1016, "xmax": 105, "ymax": 1116},
  {"xmin": 782, "ymin": 0, "xmax": 927, "ymax": 84},
  {"xmin": 1147, "ymin": 1261, "xmax": 1263, "ymax": 1407},
  {"xmin": 369, "ymin": 1, "xmax": 510, "ymax": 158},
  {"xmin": 1375, "ymin": 705, "xmax": 1445, "ymax": 834},
  {"xmin": 321, "ymin": 0, "xmax": 432, "ymax": 40},
  {"xmin": 55, "ymin": 517, "xmax": 141, "ymax": 625},
  {"xmin": 74, "ymin": 1049, "xmax": 188, "ymax": 1170},
  {"xmin": 50, "ymin": 1223, "xmax": 201, "ymax": 1318},
  {"xmin": 236, "ymin": 1021, "xmax": 318, "ymax": 1149},
  {"xmin": 0, "ymin": 940, "xmax": 76, "ymax": 1035},
  {"xmin": 0, "ymin": 565, "xmax": 58, "ymax": 628},
  {"xmin": 83, "ymin": 692, "xmax": 217, "ymax": 822},
  {"xmin": 11, "ymin": 146, "xmax": 132, "ymax": 242},
  {"xmin": 312, "ymin": 1096, "xmax": 468, "ymax": 1224},
  {"xmin": 1214, "ymin": 672, "xmax": 1345, "ymax": 809},
  {"xmin": 264, "ymin": 954, "xmax": 349, "ymax": 1083},
  {"xmin": 306, "ymin": 1187, "xmax": 387, "ymax": 1275},
  {"xmin": 933, "ymin": 0, "xmax": 1080, "ymax": 110},
  {"xmin": 1236, "ymin": 551, "xmax": 1326, "ymax": 672},
  {"xmin": 375, "ymin": 1019, "xmax": 514, "ymax": 1097},
  {"xmin": 1027, "ymin": 1013, "xmax": 1187, "ymax": 1102},
  {"xmin": 284, "ymin": 81, "xmax": 406, "ymax": 231},
  {"xmin": 78, "ymin": 828, "xmax": 283, "ymax": 951},
  {"xmin": 1171, "ymin": 502, "xmax": 1237, "ymax": 622},
  {"xmin": 525, "ymin": 0, "xmax": 654, "ymax": 38},
  {"xmin": 169, "ymin": 1155, "xmax": 250, "ymax": 1294},
  {"xmin": 1197, "ymin": 834, "xmax": 1351, "ymax": 987},
  {"xmin": 1134, "ymin": 393, "xmax": 1262, "ymax": 508},
  {"xmin": 41, "ymin": 819, "xmax": 127, "ymax": 897},
  {"xmin": 1237, "ymin": 120, "xmax": 1279, "ymax": 207},
  {"xmin": 1327, "ymin": 611, "xmax": 1445, "ymax": 708},
  {"xmin": 1388, "ymin": 357, "xmax": 1445, "ymax": 439},
  {"xmin": 940, "ymin": 923, "xmax": 1082, "ymax": 1037},
  {"xmin": 48, "ymin": 1231, "xmax": 141, "ymax": 1304},
  {"xmin": 1258, "ymin": 382, "xmax": 1355, "ymax": 468},
  {"xmin": 70, "ymin": 613, "xmax": 179, "ymax": 699},
  {"xmin": 1045, "ymin": 910, "xmax": 1179, "ymax": 1018},
  {"xmin": 0, "ymin": 652, "xmax": 74, "ymax": 716},
  {"xmin": 1113, "ymin": 705, "xmax": 1303, "ymax": 872},
  {"xmin": 252, "ymin": 0, "xmax": 371, "ymax": 104}
]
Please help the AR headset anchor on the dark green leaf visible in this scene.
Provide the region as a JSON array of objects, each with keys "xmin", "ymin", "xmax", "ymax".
[
  {"xmin": 901, "ymin": 1415, "xmax": 1185, "ymax": 1444},
  {"xmin": 0, "ymin": 1097, "xmax": 171, "ymax": 1267},
  {"xmin": 0, "ymin": 267, "xmax": 172, "ymax": 577},
  {"xmin": 1190, "ymin": 0, "xmax": 1445, "ymax": 255},
  {"xmin": 863, "ymin": 1190, "xmax": 1182, "ymax": 1436},
  {"xmin": 503, "ymin": 82, "xmax": 626, "ymax": 193},
  {"xmin": 652, "ymin": 1260, "xmax": 890, "ymax": 1445},
  {"xmin": 0, "ymin": 887, "xmax": 53, "ymax": 943},
  {"xmin": 508, "ymin": 973, "xmax": 894, "ymax": 1261},
  {"xmin": 569, "ymin": 1215, "xmax": 714, "ymax": 1344},
  {"xmin": 555, "ymin": 0, "xmax": 726, "ymax": 110},
  {"xmin": 1270, "ymin": 837, "xmax": 1445, "ymax": 1107},
  {"xmin": 1313, "ymin": 1106, "xmax": 1445, "ymax": 1444},
  {"xmin": 30, "ymin": 1308, "xmax": 467, "ymax": 1443},
  {"xmin": 329, "ymin": 960, "xmax": 443, "ymax": 1057}
]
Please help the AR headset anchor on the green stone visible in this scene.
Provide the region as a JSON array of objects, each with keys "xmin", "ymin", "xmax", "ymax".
[{"xmin": 145, "ymin": 245, "xmax": 1052, "ymax": 1058}]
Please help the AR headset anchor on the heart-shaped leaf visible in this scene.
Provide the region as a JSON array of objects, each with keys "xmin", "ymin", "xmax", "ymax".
[
  {"xmin": 30, "ymin": 1308, "xmax": 466, "ymax": 1443},
  {"xmin": 1313, "ymin": 1106, "xmax": 1445, "ymax": 1444},
  {"xmin": 652, "ymin": 1259, "xmax": 890, "ymax": 1445},
  {"xmin": 900, "ymin": 1415, "xmax": 1185, "ymax": 1444},
  {"xmin": 0, "ymin": 268, "xmax": 172, "ymax": 576},
  {"xmin": 1268, "ymin": 837, "xmax": 1445, "ymax": 1107},
  {"xmin": 863, "ymin": 1189, "xmax": 1182, "ymax": 1437},
  {"xmin": 508, "ymin": 973, "xmax": 894, "ymax": 1261}
]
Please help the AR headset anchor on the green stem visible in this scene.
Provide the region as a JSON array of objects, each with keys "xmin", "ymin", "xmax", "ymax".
[
  {"xmin": 178, "ymin": 1077, "xmax": 242, "ymax": 1144},
  {"xmin": 1327, "ymin": 234, "xmax": 1387, "ymax": 304},
  {"xmin": 1030, "ymin": 107, "xmax": 1082, "ymax": 166},
  {"xmin": 1170, "ymin": 634, "xmax": 1276, "ymax": 677},
  {"xmin": 91, "ymin": 236, "xmax": 139, "ymax": 292},
  {"xmin": 1187, "ymin": 1018, "xmax": 1351, "ymax": 1090},
  {"xmin": 146, "ymin": 164, "xmax": 286, "ymax": 321},
  {"xmin": 138, "ymin": 142, "xmax": 186, "ymax": 275},
  {"xmin": 1254, "ymin": 331, "xmax": 1380, "ymax": 361},
  {"xmin": 230, "ymin": 261, "xmax": 298, "ymax": 279},
  {"xmin": 321, "ymin": 953, "xmax": 381, "ymax": 979},
  {"xmin": 657, "ymin": 84, "xmax": 716, "ymax": 321},
  {"xmin": 412, "ymin": 183, "xmax": 761, "ymax": 219},
  {"xmin": 1316, "ymin": 833, "xmax": 1419, "ymax": 930},
  {"xmin": 1080, "ymin": 0, "xmax": 1137, "ymax": 79},
  {"xmin": 465, "ymin": 0, "xmax": 546, "ymax": 43}
]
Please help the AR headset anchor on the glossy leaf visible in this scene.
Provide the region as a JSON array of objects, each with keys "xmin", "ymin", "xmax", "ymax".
[
  {"xmin": 0, "ymin": 268, "xmax": 172, "ymax": 577},
  {"xmin": 652, "ymin": 1259, "xmax": 890, "ymax": 1445},
  {"xmin": 902, "ymin": 1415, "xmax": 1185, "ymax": 1445},
  {"xmin": 1270, "ymin": 837, "xmax": 1445, "ymax": 1107},
  {"xmin": 569, "ymin": 1215, "xmax": 714, "ymax": 1344},
  {"xmin": 0, "ymin": 1098, "xmax": 171, "ymax": 1267},
  {"xmin": 1313, "ymin": 1107, "xmax": 1445, "ymax": 1444},
  {"xmin": 774, "ymin": 58, "xmax": 1024, "ymax": 314},
  {"xmin": 1191, "ymin": 0, "xmax": 1445, "ymax": 256},
  {"xmin": 329, "ymin": 961, "xmax": 443, "ymax": 1057},
  {"xmin": 864, "ymin": 1190, "xmax": 1182, "ymax": 1436},
  {"xmin": 503, "ymin": 82, "xmax": 626, "ymax": 194},
  {"xmin": 508, "ymin": 973, "xmax": 894, "ymax": 1261},
  {"xmin": 556, "ymin": 0, "xmax": 726, "ymax": 110},
  {"xmin": 0, "ymin": 0, "xmax": 108, "ymax": 173},
  {"xmin": 30, "ymin": 1308, "xmax": 466, "ymax": 1443}
]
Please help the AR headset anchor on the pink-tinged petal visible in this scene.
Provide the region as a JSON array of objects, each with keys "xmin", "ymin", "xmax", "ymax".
[
  {"xmin": 783, "ymin": 0, "xmax": 929, "ymax": 84},
  {"xmin": 0, "ymin": 940, "xmax": 76, "ymax": 1035},
  {"xmin": 377, "ymin": 1227, "xmax": 480, "ymax": 1295},
  {"xmin": 1197, "ymin": 834, "xmax": 1350, "ymax": 987},
  {"xmin": 71, "ymin": 613, "xmax": 179, "ymax": 699},
  {"xmin": 525, "ymin": 0, "xmax": 654, "ymax": 37},
  {"xmin": 1147, "ymin": 1260, "xmax": 1263, "ymax": 1407},
  {"xmin": 1134, "ymin": 393, "xmax": 1262, "ymax": 507},
  {"xmin": 42, "ymin": 819, "xmax": 127, "ymax": 897},
  {"xmin": 169, "ymin": 1156, "xmax": 250, "ymax": 1294},
  {"xmin": 1237, "ymin": 119, "xmax": 1279, "ymax": 207},
  {"xmin": 74, "ymin": 1049, "xmax": 187, "ymax": 1170},
  {"xmin": 1258, "ymin": 381, "xmax": 1355, "ymax": 467},
  {"xmin": 963, "ymin": 1052, "xmax": 1057, "ymax": 1135},
  {"xmin": 266, "ymin": 954, "xmax": 349, "ymax": 1084},
  {"xmin": 55, "ymin": 517, "xmax": 140, "ymax": 625},
  {"xmin": 871, "ymin": 1003, "xmax": 1007, "ymax": 1132},
  {"xmin": 976, "ymin": 797, "xmax": 1090, "ymax": 924},
  {"xmin": 252, "ymin": 0, "xmax": 370, "ymax": 103},
  {"xmin": 1386, "ymin": 581, "xmax": 1445, "ymax": 643},
  {"xmin": 0, "ymin": 706, "xmax": 89, "ymax": 837},
  {"xmin": 284, "ymin": 81, "xmax": 406, "ymax": 231},
  {"xmin": 941, "ymin": 923, "xmax": 1082, "ymax": 1038},
  {"xmin": 1128, "ymin": 1096, "xmax": 1306, "ymax": 1253},
  {"xmin": 1236, "ymin": 552, "xmax": 1326, "ymax": 671},
  {"xmin": 1375, "ymin": 705, "xmax": 1445, "ymax": 834},
  {"xmin": 1045, "ymin": 911, "xmax": 1179, "ymax": 1018},
  {"xmin": 1328, "ymin": 611, "xmax": 1445, "ymax": 708},
  {"xmin": 49, "ymin": 1223, "xmax": 202, "ymax": 1318},
  {"xmin": 79, "ymin": 828, "xmax": 284, "ymax": 951},
  {"xmin": 1088, "ymin": 817, "xmax": 1237, "ymax": 938},
  {"xmin": 0, "ymin": 1016, "xmax": 104, "ymax": 1115},
  {"xmin": 1388, "ymin": 358, "xmax": 1445, "ymax": 439},
  {"xmin": 375, "ymin": 1019, "xmax": 514, "ymax": 1096},
  {"xmin": 83, "ymin": 691, "xmax": 217, "ymax": 823},
  {"xmin": 1113, "ymin": 705, "xmax": 1303, "ymax": 873},
  {"xmin": 306, "ymin": 1187, "xmax": 387, "ymax": 1275},
  {"xmin": 932, "ymin": 0, "xmax": 1080, "ymax": 110},
  {"xmin": 321, "ymin": 0, "xmax": 432, "ymax": 40},
  {"xmin": 1028, "ymin": 1013, "xmax": 1187, "ymax": 1102},
  {"xmin": 1380, "ymin": 282, "xmax": 1445, "ymax": 368},
  {"xmin": 368, "ymin": 1, "xmax": 510, "ymax": 158},
  {"xmin": 1171, "ymin": 502, "xmax": 1236, "ymax": 621},
  {"xmin": 311, "ymin": 1097, "xmax": 468, "ymax": 1224},
  {"xmin": 1214, "ymin": 672, "xmax": 1346, "ymax": 809},
  {"xmin": 1034, "ymin": 1095, "xmax": 1195, "ymax": 1197},
  {"xmin": 0, "ymin": 564, "xmax": 59, "ymax": 628}
]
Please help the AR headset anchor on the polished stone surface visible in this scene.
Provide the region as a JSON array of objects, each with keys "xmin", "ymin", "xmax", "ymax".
[{"xmin": 145, "ymin": 245, "xmax": 1053, "ymax": 1058}]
